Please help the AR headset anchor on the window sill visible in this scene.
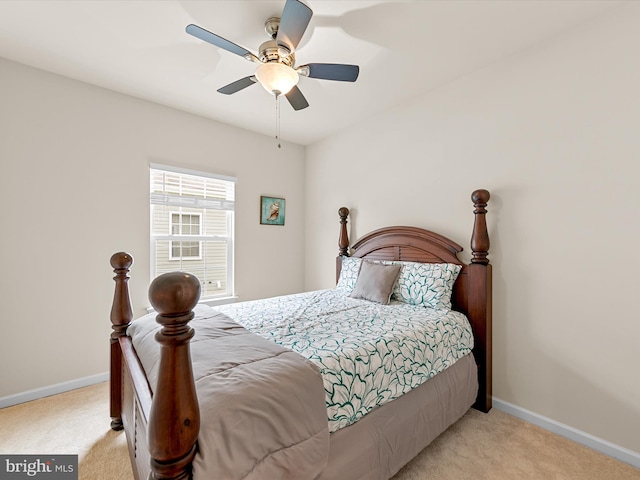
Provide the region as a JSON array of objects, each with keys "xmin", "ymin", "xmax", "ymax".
[
  {"xmin": 145, "ymin": 295, "xmax": 239, "ymax": 314},
  {"xmin": 199, "ymin": 296, "xmax": 239, "ymax": 307}
]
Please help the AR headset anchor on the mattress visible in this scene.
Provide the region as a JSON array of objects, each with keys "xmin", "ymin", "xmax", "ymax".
[
  {"xmin": 128, "ymin": 289, "xmax": 477, "ymax": 479},
  {"xmin": 320, "ymin": 352, "xmax": 478, "ymax": 480},
  {"xmin": 215, "ymin": 288, "xmax": 474, "ymax": 433}
]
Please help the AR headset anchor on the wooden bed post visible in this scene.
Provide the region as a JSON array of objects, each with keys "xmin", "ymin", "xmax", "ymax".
[
  {"xmin": 336, "ymin": 207, "xmax": 350, "ymax": 283},
  {"xmin": 147, "ymin": 272, "xmax": 201, "ymax": 480},
  {"xmin": 338, "ymin": 207, "xmax": 350, "ymax": 256},
  {"xmin": 110, "ymin": 252, "xmax": 134, "ymax": 431},
  {"xmin": 468, "ymin": 189, "xmax": 493, "ymax": 412}
]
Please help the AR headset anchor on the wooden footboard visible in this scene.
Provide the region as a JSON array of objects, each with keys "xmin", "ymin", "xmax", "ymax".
[
  {"xmin": 110, "ymin": 256, "xmax": 201, "ymax": 480},
  {"xmin": 120, "ymin": 336, "xmax": 152, "ymax": 480}
]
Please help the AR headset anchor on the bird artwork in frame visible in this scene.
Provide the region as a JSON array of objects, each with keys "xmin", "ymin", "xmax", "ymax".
[{"xmin": 260, "ymin": 196, "xmax": 286, "ymax": 226}]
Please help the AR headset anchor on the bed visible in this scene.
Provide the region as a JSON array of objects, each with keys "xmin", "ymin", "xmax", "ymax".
[{"xmin": 109, "ymin": 189, "xmax": 492, "ymax": 480}]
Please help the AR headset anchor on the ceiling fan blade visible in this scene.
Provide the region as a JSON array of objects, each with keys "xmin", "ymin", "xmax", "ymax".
[
  {"xmin": 285, "ymin": 85, "xmax": 309, "ymax": 111},
  {"xmin": 217, "ymin": 76, "xmax": 258, "ymax": 95},
  {"xmin": 186, "ymin": 24, "xmax": 258, "ymax": 62},
  {"xmin": 298, "ymin": 63, "xmax": 360, "ymax": 82},
  {"xmin": 276, "ymin": 0, "xmax": 313, "ymax": 51}
]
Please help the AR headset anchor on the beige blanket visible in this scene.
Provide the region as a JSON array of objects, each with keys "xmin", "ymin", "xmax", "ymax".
[{"xmin": 128, "ymin": 305, "xmax": 329, "ymax": 480}]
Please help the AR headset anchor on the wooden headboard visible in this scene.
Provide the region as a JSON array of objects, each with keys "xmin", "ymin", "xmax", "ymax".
[{"xmin": 335, "ymin": 189, "xmax": 492, "ymax": 412}]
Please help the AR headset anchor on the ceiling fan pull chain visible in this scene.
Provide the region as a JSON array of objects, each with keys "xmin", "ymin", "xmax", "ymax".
[{"xmin": 276, "ymin": 94, "xmax": 282, "ymax": 149}]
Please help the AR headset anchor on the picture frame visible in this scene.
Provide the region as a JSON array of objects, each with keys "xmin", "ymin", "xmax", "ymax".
[{"xmin": 260, "ymin": 196, "xmax": 286, "ymax": 226}]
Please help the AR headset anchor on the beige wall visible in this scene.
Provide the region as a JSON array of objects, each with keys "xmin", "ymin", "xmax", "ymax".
[
  {"xmin": 0, "ymin": 58, "xmax": 305, "ymax": 398},
  {"xmin": 305, "ymin": 4, "xmax": 640, "ymax": 454}
]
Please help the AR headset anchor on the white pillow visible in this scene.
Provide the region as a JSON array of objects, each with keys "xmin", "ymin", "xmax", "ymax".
[
  {"xmin": 335, "ymin": 256, "xmax": 362, "ymax": 294},
  {"xmin": 392, "ymin": 262, "xmax": 462, "ymax": 310}
]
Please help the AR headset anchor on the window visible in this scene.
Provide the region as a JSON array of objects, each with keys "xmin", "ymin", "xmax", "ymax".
[
  {"xmin": 170, "ymin": 213, "xmax": 201, "ymax": 260},
  {"xmin": 150, "ymin": 165, "xmax": 235, "ymax": 300}
]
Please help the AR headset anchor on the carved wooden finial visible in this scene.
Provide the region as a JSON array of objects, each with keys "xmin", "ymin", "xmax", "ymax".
[
  {"xmin": 147, "ymin": 272, "xmax": 201, "ymax": 480},
  {"xmin": 471, "ymin": 189, "xmax": 490, "ymax": 264},
  {"xmin": 338, "ymin": 207, "xmax": 350, "ymax": 257},
  {"xmin": 149, "ymin": 272, "xmax": 201, "ymax": 318},
  {"xmin": 471, "ymin": 189, "xmax": 490, "ymax": 207},
  {"xmin": 110, "ymin": 251, "xmax": 133, "ymax": 271}
]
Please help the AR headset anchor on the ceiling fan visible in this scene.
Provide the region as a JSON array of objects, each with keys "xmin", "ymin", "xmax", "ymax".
[{"xmin": 186, "ymin": 0, "xmax": 359, "ymax": 111}]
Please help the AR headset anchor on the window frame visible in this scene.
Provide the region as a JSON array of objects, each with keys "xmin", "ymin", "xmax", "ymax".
[{"xmin": 150, "ymin": 164, "xmax": 236, "ymax": 301}]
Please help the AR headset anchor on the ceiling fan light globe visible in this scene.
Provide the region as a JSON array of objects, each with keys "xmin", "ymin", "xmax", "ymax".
[{"xmin": 255, "ymin": 62, "xmax": 299, "ymax": 96}]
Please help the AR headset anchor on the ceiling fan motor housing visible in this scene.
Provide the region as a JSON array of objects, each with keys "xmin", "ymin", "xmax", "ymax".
[{"xmin": 259, "ymin": 39, "xmax": 295, "ymax": 66}]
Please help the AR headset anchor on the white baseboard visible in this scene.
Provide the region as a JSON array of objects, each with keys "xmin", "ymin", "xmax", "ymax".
[
  {"xmin": 0, "ymin": 372, "xmax": 109, "ymax": 409},
  {"xmin": 493, "ymin": 397, "xmax": 640, "ymax": 469}
]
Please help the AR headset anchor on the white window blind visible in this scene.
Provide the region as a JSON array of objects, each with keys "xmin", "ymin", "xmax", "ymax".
[{"xmin": 150, "ymin": 164, "xmax": 235, "ymax": 300}]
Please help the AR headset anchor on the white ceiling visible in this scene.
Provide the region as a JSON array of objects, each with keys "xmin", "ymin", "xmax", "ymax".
[{"xmin": 0, "ymin": 0, "xmax": 625, "ymax": 145}]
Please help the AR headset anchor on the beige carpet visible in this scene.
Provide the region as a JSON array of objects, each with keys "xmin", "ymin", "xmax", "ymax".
[{"xmin": 0, "ymin": 382, "xmax": 638, "ymax": 480}]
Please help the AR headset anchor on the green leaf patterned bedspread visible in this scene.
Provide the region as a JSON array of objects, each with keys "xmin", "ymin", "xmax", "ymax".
[{"xmin": 215, "ymin": 289, "xmax": 473, "ymax": 433}]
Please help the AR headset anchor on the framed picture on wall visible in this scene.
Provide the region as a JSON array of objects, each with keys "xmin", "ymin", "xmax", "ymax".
[{"xmin": 260, "ymin": 196, "xmax": 286, "ymax": 226}]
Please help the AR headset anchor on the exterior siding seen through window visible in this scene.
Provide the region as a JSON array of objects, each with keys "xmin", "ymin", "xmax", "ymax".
[{"xmin": 150, "ymin": 165, "xmax": 235, "ymax": 299}]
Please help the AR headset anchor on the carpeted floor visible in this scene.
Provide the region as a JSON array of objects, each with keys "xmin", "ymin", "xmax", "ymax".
[
  {"xmin": 0, "ymin": 382, "xmax": 638, "ymax": 480},
  {"xmin": 0, "ymin": 383, "xmax": 132, "ymax": 480}
]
